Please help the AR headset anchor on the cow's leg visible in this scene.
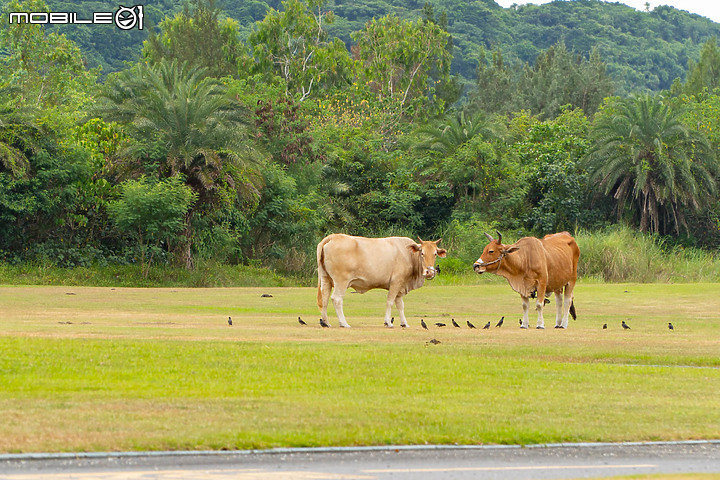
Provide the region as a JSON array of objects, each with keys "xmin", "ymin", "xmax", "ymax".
[
  {"xmin": 384, "ymin": 289, "xmax": 399, "ymax": 327},
  {"xmin": 535, "ymin": 286, "xmax": 546, "ymax": 329},
  {"xmin": 319, "ymin": 276, "xmax": 333, "ymax": 326},
  {"xmin": 554, "ymin": 291, "xmax": 564, "ymax": 328},
  {"xmin": 521, "ymin": 295, "xmax": 530, "ymax": 329},
  {"xmin": 394, "ymin": 295, "xmax": 409, "ymax": 328},
  {"xmin": 561, "ymin": 282, "xmax": 576, "ymax": 329},
  {"xmin": 331, "ymin": 282, "xmax": 351, "ymax": 328}
]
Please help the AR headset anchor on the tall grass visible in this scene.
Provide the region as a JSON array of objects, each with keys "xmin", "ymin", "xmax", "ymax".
[{"xmin": 576, "ymin": 226, "xmax": 720, "ymax": 282}]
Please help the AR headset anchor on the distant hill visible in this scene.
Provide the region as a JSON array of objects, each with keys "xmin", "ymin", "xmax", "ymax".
[{"xmin": 43, "ymin": 0, "xmax": 720, "ymax": 93}]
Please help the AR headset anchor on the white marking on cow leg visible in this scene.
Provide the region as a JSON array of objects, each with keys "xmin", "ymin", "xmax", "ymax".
[
  {"xmin": 536, "ymin": 286, "xmax": 547, "ymax": 329},
  {"xmin": 521, "ymin": 296, "xmax": 530, "ymax": 329},
  {"xmin": 395, "ymin": 296, "xmax": 409, "ymax": 328},
  {"xmin": 536, "ymin": 300, "xmax": 545, "ymax": 329},
  {"xmin": 331, "ymin": 284, "xmax": 351, "ymax": 328},
  {"xmin": 555, "ymin": 291, "xmax": 563, "ymax": 328}
]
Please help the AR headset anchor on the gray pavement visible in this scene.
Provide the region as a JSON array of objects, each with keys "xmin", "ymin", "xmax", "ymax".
[{"xmin": 2, "ymin": 441, "xmax": 720, "ymax": 479}]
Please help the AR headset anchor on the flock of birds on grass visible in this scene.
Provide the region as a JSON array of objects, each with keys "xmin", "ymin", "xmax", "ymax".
[{"xmin": 226, "ymin": 315, "xmax": 676, "ymax": 337}]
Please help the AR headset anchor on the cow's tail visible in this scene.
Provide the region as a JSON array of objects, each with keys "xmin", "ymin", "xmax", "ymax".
[
  {"xmin": 570, "ymin": 300, "xmax": 577, "ymax": 320},
  {"xmin": 316, "ymin": 236, "xmax": 334, "ymax": 310}
]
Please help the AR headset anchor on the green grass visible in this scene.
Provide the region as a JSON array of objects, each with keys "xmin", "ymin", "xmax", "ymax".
[{"xmin": 0, "ymin": 283, "xmax": 719, "ymax": 453}]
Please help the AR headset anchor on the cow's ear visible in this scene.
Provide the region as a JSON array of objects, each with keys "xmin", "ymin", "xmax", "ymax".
[
  {"xmin": 408, "ymin": 243, "xmax": 422, "ymax": 253},
  {"xmin": 437, "ymin": 248, "xmax": 447, "ymax": 258},
  {"xmin": 504, "ymin": 246, "xmax": 520, "ymax": 254}
]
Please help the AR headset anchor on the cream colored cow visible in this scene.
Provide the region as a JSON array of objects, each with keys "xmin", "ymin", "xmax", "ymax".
[{"xmin": 317, "ymin": 234, "xmax": 446, "ymax": 328}]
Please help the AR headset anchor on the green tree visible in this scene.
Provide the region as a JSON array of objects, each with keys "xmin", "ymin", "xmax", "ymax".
[
  {"xmin": 97, "ymin": 59, "xmax": 263, "ymax": 267},
  {"xmin": 0, "ymin": 86, "xmax": 34, "ymax": 178},
  {"xmin": 518, "ymin": 42, "xmax": 614, "ymax": 119},
  {"xmin": 351, "ymin": 14, "xmax": 452, "ymax": 124},
  {"xmin": 247, "ymin": 0, "xmax": 353, "ymax": 100},
  {"xmin": 0, "ymin": 0, "xmax": 98, "ymax": 112},
  {"xmin": 142, "ymin": 0, "xmax": 246, "ymax": 78},
  {"xmin": 682, "ymin": 37, "xmax": 720, "ymax": 97},
  {"xmin": 584, "ymin": 94, "xmax": 719, "ymax": 235},
  {"xmin": 470, "ymin": 47, "xmax": 516, "ymax": 115},
  {"xmin": 514, "ymin": 108, "xmax": 594, "ymax": 233},
  {"xmin": 108, "ymin": 177, "xmax": 196, "ymax": 277}
]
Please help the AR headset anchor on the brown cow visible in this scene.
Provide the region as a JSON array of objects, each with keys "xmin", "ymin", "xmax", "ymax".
[
  {"xmin": 317, "ymin": 234, "xmax": 446, "ymax": 328},
  {"xmin": 473, "ymin": 231, "xmax": 579, "ymax": 329}
]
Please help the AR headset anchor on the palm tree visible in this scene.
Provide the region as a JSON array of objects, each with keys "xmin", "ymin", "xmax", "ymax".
[
  {"xmin": 414, "ymin": 110, "xmax": 501, "ymax": 156},
  {"xmin": 584, "ymin": 94, "xmax": 719, "ymax": 235},
  {"xmin": 97, "ymin": 59, "xmax": 263, "ymax": 267}
]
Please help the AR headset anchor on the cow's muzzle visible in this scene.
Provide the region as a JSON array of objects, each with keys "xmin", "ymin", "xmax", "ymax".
[
  {"xmin": 424, "ymin": 266, "xmax": 436, "ymax": 279},
  {"xmin": 473, "ymin": 262, "xmax": 485, "ymax": 274}
]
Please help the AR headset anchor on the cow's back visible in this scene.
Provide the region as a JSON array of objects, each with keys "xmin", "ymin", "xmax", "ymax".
[{"xmin": 541, "ymin": 232, "xmax": 579, "ymax": 290}]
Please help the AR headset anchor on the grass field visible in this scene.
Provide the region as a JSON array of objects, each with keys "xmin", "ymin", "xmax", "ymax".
[{"xmin": 1, "ymin": 282, "xmax": 719, "ymax": 453}]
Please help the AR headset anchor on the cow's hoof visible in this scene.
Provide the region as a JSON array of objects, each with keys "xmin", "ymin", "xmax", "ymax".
[
  {"xmin": 520, "ymin": 325, "xmax": 528, "ymax": 329},
  {"xmin": 385, "ymin": 324, "xmax": 393, "ymax": 328},
  {"xmin": 340, "ymin": 324, "xmax": 351, "ymax": 328},
  {"xmin": 536, "ymin": 326, "xmax": 545, "ymax": 329}
]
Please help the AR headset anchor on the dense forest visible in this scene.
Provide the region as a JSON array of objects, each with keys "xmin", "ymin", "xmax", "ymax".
[{"xmin": 1, "ymin": 0, "xmax": 720, "ymax": 280}]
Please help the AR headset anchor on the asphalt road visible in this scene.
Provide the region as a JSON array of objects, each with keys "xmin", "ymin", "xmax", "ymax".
[{"xmin": 2, "ymin": 442, "xmax": 720, "ymax": 480}]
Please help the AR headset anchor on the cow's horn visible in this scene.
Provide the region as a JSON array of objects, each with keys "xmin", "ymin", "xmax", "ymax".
[
  {"xmin": 484, "ymin": 232, "xmax": 494, "ymax": 243},
  {"xmin": 496, "ymin": 230, "xmax": 502, "ymax": 244},
  {"xmin": 435, "ymin": 238, "xmax": 442, "ymax": 245},
  {"xmin": 417, "ymin": 236, "xmax": 424, "ymax": 243}
]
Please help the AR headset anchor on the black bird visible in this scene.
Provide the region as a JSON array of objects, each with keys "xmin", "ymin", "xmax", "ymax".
[
  {"xmin": 427, "ymin": 338, "xmax": 441, "ymax": 345},
  {"xmin": 668, "ymin": 322, "xmax": 674, "ymax": 330},
  {"xmin": 261, "ymin": 293, "xmax": 273, "ymax": 298},
  {"xmin": 519, "ymin": 319, "xmax": 522, "ymax": 326},
  {"xmin": 421, "ymin": 319, "xmax": 428, "ymax": 330},
  {"xmin": 435, "ymin": 322, "xmax": 446, "ymax": 327},
  {"xmin": 467, "ymin": 321, "xmax": 476, "ymax": 329},
  {"xmin": 496, "ymin": 316, "xmax": 504, "ymax": 328},
  {"xmin": 483, "ymin": 321, "xmax": 491, "ymax": 329},
  {"xmin": 320, "ymin": 318, "xmax": 330, "ymax": 328},
  {"xmin": 544, "ymin": 298, "xmax": 550, "ymax": 305},
  {"xmin": 228, "ymin": 316, "xmax": 232, "ymax": 326},
  {"xmin": 622, "ymin": 320, "xmax": 631, "ymax": 330},
  {"xmin": 602, "ymin": 323, "xmax": 607, "ymax": 329},
  {"xmin": 391, "ymin": 317, "xmax": 395, "ymax": 325},
  {"xmin": 452, "ymin": 318, "xmax": 461, "ymax": 328},
  {"xmin": 298, "ymin": 316, "xmax": 307, "ymax": 326}
]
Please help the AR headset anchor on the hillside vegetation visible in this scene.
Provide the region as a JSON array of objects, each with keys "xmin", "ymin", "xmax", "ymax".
[{"xmin": 42, "ymin": 0, "xmax": 720, "ymax": 93}]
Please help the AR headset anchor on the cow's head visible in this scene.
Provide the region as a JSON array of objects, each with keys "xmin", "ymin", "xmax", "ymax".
[
  {"xmin": 409, "ymin": 237, "xmax": 447, "ymax": 279},
  {"xmin": 473, "ymin": 231, "xmax": 519, "ymax": 274}
]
